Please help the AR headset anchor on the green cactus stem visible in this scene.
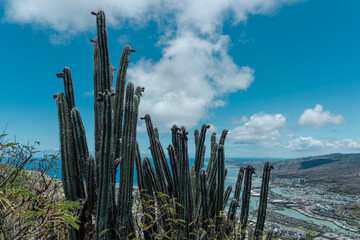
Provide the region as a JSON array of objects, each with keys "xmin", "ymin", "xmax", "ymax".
[
  {"xmin": 200, "ymin": 168, "xmax": 210, "ymax": 227},
  {"xmin": 113, "ymin": 45, "xmax": 132, "ymax": 159},
  {"xmin": 95, "ymin": 11, "xmax": 111, "ymax": 92},
  {"xmin": 56, "ymin": 67, "xmax": 76, "ymax": 111},
  {"xmin": 96, "ymin": 91, "xmax": 115, "ymax": 239},
  {"xmin": 240, "ymin": 164, "xmax": 255, "ymax": 239},
  {"xmin": 70, "ymin": 108, "xmax": 89, "ymax": 180},
  {"xmin": 228, "ymin": 166, "xmax": 244, "ymax": 222},
  {"xmin": 144, "ymin": 114, "xmax": 167, "ymax": 194},
  {"xmin": 254, "ymin": 161, "xmax": 274, "ymax": 240},
  {"xmin": 223, "ymin": 185, "xmax": 232, "ymax": 210},
  {"xmin": 117, "ymin": 84, "xmax": 138, "ymax": 239},
  {"xmin": 215, "ymin": 145, "xmax": 225, "ymax": 234}
]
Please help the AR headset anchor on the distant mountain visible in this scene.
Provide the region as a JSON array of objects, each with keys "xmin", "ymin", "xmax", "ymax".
[{"xmin": 272, "ymin": 153, "xmax": 360, "ymax": 195}]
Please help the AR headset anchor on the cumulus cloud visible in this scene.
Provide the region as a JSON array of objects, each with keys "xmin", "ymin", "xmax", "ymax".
[
  {"xmin": 228, "ymin": 112, "xmax": 286, "ymax": 144},
  {"xmin": 3, "ymin": 0, "xmax": 302, "ymax": 130},
  {"xmin": 3, "ymin": 0, "xmax": 303, "ymax": 34},
  {"xmin": 231, "ymin": 115, "xmax": 249, "ymax": 124},
  {"xmin": 298, "ymin": 104, "xmax": 345, "ymax": 128},
  {"xmin": 207, "ymin": 124, "xmax": 217, "ymax": 135},
  {"xmin": 129, "ymin": 31, "xmax": 254, "ymax": 129},
  {"xmin": 285, "ymin": 133, "xmax": 295, "ymax": 138},
  {"xmin": 285, "ymin": 137, "xmax": 360, "ymax": 151}
]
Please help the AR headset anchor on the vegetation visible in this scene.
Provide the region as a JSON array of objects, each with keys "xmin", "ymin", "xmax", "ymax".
[
  {"xmin": 53, "ymin": 10, "xmax": 274, "ymax": 240},
  {"xmin": 0, "ymin": 133, "xmax": 81, "ymax": 239},
  {"xmin": 272, "ymin": 153, "xmax": 360, "ymax": 194}
]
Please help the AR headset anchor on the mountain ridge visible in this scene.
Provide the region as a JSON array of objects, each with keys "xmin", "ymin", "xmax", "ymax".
[{"xmin": 271, "ymin": 153, "xmax": 360, "ymax": 195}]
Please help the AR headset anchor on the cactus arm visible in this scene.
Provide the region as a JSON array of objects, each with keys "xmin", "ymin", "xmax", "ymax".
[
  {"xmin": 206, "ymin": 142, "xmax": 218, "ymax": 181},
  {"xmin": 177, "ymin": 130, "xmax": 189, "ymax": 239},
  {"xmin": 194, "ymin": 125, "xmax": 208, "ymax": 178},
  {"xmin": 240, "ymin": 164, "xmax": 255, "ymax": 239},
  {"xmin": 215, "ymin": 145, "xmax": 225, "ymax": 231},
  {"xmin": 171, "ymin": 124, "xmax": 180, "ymax": 159},
  {"xmin": 234, "ymin": 166, "xmax": 245, "ymax": 201},
  {"xmin": 118, "ymin": 86, "xmax": 138, "ymax": 239},
  {"xmin": 93, "ymin": 37, "xmax": 103, "ymax": 158},
  {"xmin": 96, "ymin": 92, "xmax": 115, "ymax": 239},
  {"xmin": 154, "ymin": 127, "xmax": 160, "ymax": 141},
  {"xmin": 144, "ymin": 114, "xmax": 167, "ymax": 193},
  {"xmin": 56, "ymin": 67, "xmax": 76, "ymax": 111},
  {"xmin": 228, "ymin": 166, "xmax": 244, "ymax": 223},
  {"xmin": 143, "ymin": 157, "xmax": 161, "ymax": 193},
  {"xmin": 96, "ymin": 10, "xmax": 111, "ymax": 92},
  {"xmin": 55, "ymin": 92, "xmax": 75, "ymax": 200},
  {"xmin": 219, "ymin": 129, "xmax": 228, "ymax": 146},
  {"xmin": 135, "ymin": 141, "xmax": 145, "ymax": 192},
  {"xmin": 86, "ymin": 155, "xmax": 97, "ymax": 212},
  {"xmin": 113, "ymin": 45, "xmax": 132, "ymax": 158},
  {"xmin": 157, "ymin": 139, "xmax": 175, "ymax": 196},
  {"xmin": 210, "ymin": 132, "xmax": 216, "ymax": 152},
  {"xmin": 200, "ymin": 168, "xmax": 210, "ymax": 227},
  {"xmin": 223, "ymin": 185, "xmax": 232, "ymax": 210},
  {"xmin": 167, "ymin": 144, "xmax": 179, "ymax": 199},
  {"xmin": 141, "ymin": 157, "xmax": 157, "ymax": 239},
  {"xmin": 194, "ymin": 129, "xmax": 199, "ymax": 149},
  {"xmin": 70, "ymin": 108, "xmax": 89, "ymax": 181},
  {"xmin": 55, "ymin": 92, "xmax": 85, "ymax": 239},
  {"xmin": 254, "ymin": 161, "xmax": 273, "ymax": 240}
]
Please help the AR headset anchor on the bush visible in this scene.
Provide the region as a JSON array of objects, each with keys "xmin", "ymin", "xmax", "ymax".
[{"xmin": 0, "ymin": 133, "xmax": 81, "ymax": 240}]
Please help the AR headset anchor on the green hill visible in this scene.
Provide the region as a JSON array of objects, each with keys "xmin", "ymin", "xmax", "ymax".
[{"xmin": 272, "ymin": 153, "xmax": 360, "ymax": 195}]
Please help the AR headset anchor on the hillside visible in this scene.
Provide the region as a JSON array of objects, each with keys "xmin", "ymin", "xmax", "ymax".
[{"xmin": 272, "ymin": 153, "xmax": 360, "ymax": 195}]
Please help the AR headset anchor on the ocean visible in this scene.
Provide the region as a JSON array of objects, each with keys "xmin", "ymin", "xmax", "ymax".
[{"xmin": 28, "ymin": 157, "xmax": 283, "ymax": 187}]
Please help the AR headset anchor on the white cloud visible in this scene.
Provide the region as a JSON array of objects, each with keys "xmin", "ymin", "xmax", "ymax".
[
  {"xmin": 129, "ymin": 31, "xmax": 254, "ymax": 130},
  {"xmin": 285, "ymin": 133, "xmax": 295, "ymax": 138},
  {"xmin": 3, "ymin": 0, "xmax": 302, "ymax": 130},
  {"xmin": 285, "ymin": 137, "xmax": 360, "ymax": 151},
  {"xmin": 228, "ymin": 112, "xmax": 286, "ymax": 144},
  {"xmin": 207, "ymin": 124, "xmax": 217, "ymax": 135},
  {"xmin": 231, "ymin": 115, "xmax": 249, "ymax": 124},
  {"xmin": 298, "ymin": 104, "xmax": 345, "ymax": 128},
  {"xmin": 285, "ymin": 136, "xmax": 324, "ymax": 151},
  {"xmin": 3, "ymin": 0, "xmax": 303, "ymax": 35}
]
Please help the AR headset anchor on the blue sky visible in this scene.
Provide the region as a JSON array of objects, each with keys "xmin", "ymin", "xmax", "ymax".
[{"xmin": 1, "ymin": 0, "xmax": 360, "ymax": 158}]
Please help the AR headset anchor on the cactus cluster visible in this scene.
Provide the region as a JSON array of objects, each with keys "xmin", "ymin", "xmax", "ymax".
[
  {"xmin": 136, "ymin": 116, "xmax": 274, "ymax": 239},
  {"xmin": 54, "ymin": 10, "xmax": 274, "ymax": 240},
  {"xmin": 55, "ymin": 10, "xmax": 140, "ymax": 239}
]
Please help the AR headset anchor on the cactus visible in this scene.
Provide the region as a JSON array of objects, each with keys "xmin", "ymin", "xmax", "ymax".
[
  {"xmin": 240, "ymin": 164, "xmax": 255, "ymax": 239},
  {"xmin": 54, "ymin": 9, "xmax": 273, "ymax": 240},
  {"xmin": 254, "ymin": 161, "xmax": 274, "ymax": 240},
  {"xmin": 228, "ymin": 166, "xmax": 244, "ymax": 222},
  {"xmin": 54, "ymin": 10, "xmax": 140, "ymax": 239}
]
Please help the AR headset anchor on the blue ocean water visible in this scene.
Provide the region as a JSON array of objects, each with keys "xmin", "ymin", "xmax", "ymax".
[{"xmin": 27, "ymin": 157, "xmax": 283, "ymax": 187}]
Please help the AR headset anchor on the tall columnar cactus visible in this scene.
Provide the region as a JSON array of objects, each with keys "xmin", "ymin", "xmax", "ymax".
[
  {"xmin": 228, "ymin": 166, "xmax": 244, "ymax": 222},
  {"xmin": 254, "ymin": 161, "xmax": 274, "ymax": 240},
  {"xmin": 240, "ymin": 164, "xmax": 256, "ymax": 239},
  {"xmin": 54, "ymin": 10, "xmax": 140, "ymax": 240},
  {"xmin": 55, "ymin": 10, "xmax": 273, "ymax": 240}
]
